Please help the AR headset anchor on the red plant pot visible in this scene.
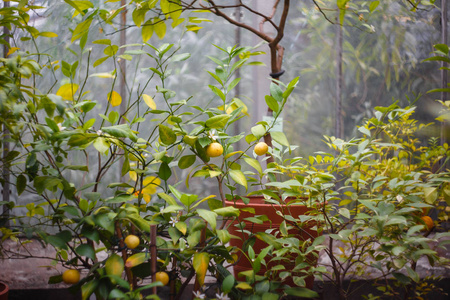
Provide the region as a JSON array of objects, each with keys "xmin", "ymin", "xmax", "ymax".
[
  {"xmin": 225, "ymin": 196, "xmax": 320, "ymax": 289},
  {"xmin": 0, "ymin": 282, "xmax": 9, "ymax": 300}
]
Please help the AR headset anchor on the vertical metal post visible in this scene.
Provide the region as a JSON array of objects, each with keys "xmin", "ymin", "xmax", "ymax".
[
  {"xmin": 150, "ymin": 225, "xmax": 158, "ymax": 295},
  {"xmin": 441, "ymin": 0, "xmax": 448, "ymax": 150},
  {"xmin": 335, "ymin": 7, "xmax": 343, "ymax": 139},
  {"xmin": 2, "ymin": 0, "xmax": 11, "ymax": 227},
  {"xmin": 119, "ymin": 0, "xmax": 127, "ymax": 115}
]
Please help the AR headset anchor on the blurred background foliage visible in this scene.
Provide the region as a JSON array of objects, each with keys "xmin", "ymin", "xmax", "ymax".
[{"xmin": 3, "ymin": 0, "xmax": 447, "ymax": 189}]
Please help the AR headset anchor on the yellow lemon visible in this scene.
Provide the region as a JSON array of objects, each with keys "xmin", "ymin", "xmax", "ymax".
[
  {"xmin": 62, "ymin": 269, "xmax": 80, "ymax": 284},
  {"xmin": 206, "ymin": 142, "xmax": 223, "ymax": 157},
  {"xmin": 155, "ymin": 271, "xmax": 169, "ymax": 286},
  {"xmin": 254, "ymin": 142, "xmax": 269, "ymax": 156},
  {"xmin": 124, "ymin": 234, "xmax": 140, "ymax": 249}
]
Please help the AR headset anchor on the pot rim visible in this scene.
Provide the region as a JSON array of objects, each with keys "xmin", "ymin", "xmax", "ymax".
[{"xmin": 0, "ymin": 281, "xmax": 9, "ymax": 296}]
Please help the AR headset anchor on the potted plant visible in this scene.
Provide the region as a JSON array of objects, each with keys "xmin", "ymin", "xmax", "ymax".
[
  {"xmin": 0, "ymin": 1, "xmax": 314, "ymax": 299},
  {"xmin": 262, "ymin": 101, "xmax": 450, "ymax": 299}
]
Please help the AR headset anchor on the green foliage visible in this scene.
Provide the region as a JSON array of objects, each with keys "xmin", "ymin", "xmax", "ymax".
[{"xmin": 1, "ymin": 2, "xmax": 449, "ymax": 300}]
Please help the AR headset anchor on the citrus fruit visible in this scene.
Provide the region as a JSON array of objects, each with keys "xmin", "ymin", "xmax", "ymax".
[
  {"xmin": 105, "ymin": 253, "xmax": 125, "ymax": 277},
  {"xmin": 154, "ymin": 271, "xmax": 169, "ymax": 286},
  {"xmin": 206, "ymin": 142, "xmax": 223, "ymax": 157},
  {"xmin": 62, "ymin": 269, "xmax": 80, "ymax": 284},
  {"xmin": 254, "ymin": 142, "xmax": 269, "ymax": 156},
  {"xmin": 124, "ymin": 234, "xmax": 140, "ymax": 249},
  {"xmin": 421, "ymin": 216, "xmax": 434, "ymax": 231}
]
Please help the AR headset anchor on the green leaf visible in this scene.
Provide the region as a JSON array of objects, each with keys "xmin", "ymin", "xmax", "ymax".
[
  {"xmin": 178, "ymin": 155, "xmax": 196, "ymax": 169},
  {"xmin": 71, "ymin": 17, "xmax": 93, "ymax": 43},
  {"xmin": 193, "ymin": 252, "xmax": 210, "ymax": 286},
  {"xmin": 369, "ymin": 0, "xmax": 380, "ymax": 12},
  {"xmin": 423, "ymin": 56, "xmax": 450, "ymax": 63},
  {"xmin": 102, "ymin": 124, "xmax": 138, "ymax": 142},
  {"xmin": 175, "ymin": 221, "xmax": 187, "ymax": 235},
  {"xmin": 93, "ymin": 137, "xmax": 110, "ymax": 153},
  {"xmin": 265, "ymin": 95, "xmax": 279, "ymax": 113},
  {"xmin": 197, "ymin": 209, "xmax": 217, "ymax": 231},
  {"xmin": 271, "ymin": 131, "xmax": 289, "ymax": 147},
  {"xmin": 128, "ymin": 213, "xmax": 151, "ymax": 233},
  {"xmin": 205, "ymin": 114, "xmax": 230, "ymax": 129},
  {"xmin": 434, "ymin": 43, "xmax": 449, "ymax": 55},
  {"xmin": 216, "ymin": 229, "xmax": 231, "ymax": 244},
  {"xmin": 222, "ymin": 275, "xmax": 235, "ymax": 294},
  {"xmin": 424, "ymin": 187, "xmax": 438, "ymax": 204},
  {"xmin": 209, "ymin": 85, "xmax": 226, "ymax": 101},
  {"xmin": 33, "ymin": 176, "xmax": 62, "ymax": 194},
  {"xmin": 270, "ymin": 82, "xmax": 283, "ymax": 102},
  {"xmin": 251, "ymin": 124, "xmax": 266, "ymax": 139},
  {"xmin": 93, "ymin": 56, "xmax": 109, "ymax": 68},
  {"xmin": 158, "ymin": 162, "xmax": 172, "ymax": 181},
  {"xmin": 158, "ymin": 193, "xmax": 178, "ymax": 206},
  {"xmin": 159, "ymin": 124, "xmax": 177, "ymax": 145},
  {"xmin": 243, "ymin": 158, "xmax": 262, "ymax": 175},
  {"xmin": 76, "ymin": 244, "xmax": 96, "ymax": 260},
  {"xmin": 17, "ymin": 174, "xmax": 27, "ymax": 195},
  {"xmin": 180, "ymin": 194, "xmax": 198, "ymax": 208},
  {"xmin": 285, "ymin": 287, "xmax": 319, "ymax": 298},
  {"xmin": 81, "ymin": 279, "xmax": 99, "ymax": 300},
  {"xmin": 171, "ymin": 53, "xmax": 191, "ymax": 62},
  {"xmin": 213, "ymin": 206, "xmax": 240, "ymax": 217},
  {"xmin": 229, "ymin": 169, "xmax": 247, "ymax": 190},
  {"xmin": 227, "ymin": 78, "xmax": 241, "ymax": 93}
]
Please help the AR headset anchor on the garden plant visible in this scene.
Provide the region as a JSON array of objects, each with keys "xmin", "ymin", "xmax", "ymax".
[{"xmin": 0, "ymin": 1, "xmax": 449, "ymax": 300}]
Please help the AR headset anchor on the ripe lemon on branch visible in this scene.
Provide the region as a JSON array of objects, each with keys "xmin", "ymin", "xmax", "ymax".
[
  {"xmin": 254, "ymin": 142, "xmax": 269, "ymax": 156},
  {"xmin": 124, "ymin": 234, "xmax": 140, "ymax": 249},
  {"xmin": 155, "ymin": 271, "xmax": 169, "ymax": 286},
  {"xmin": 62, "ymin": 269, "xmax": 80, "ymax": 284},
  {"xmin": 206, "ymin": 142, "xmax": 223, "ymax": 157}
]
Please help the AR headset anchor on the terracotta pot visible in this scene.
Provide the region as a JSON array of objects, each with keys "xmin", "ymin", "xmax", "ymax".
[
  {"xmin": 225, "ymin": 196, "xmax": 319, "ymax": 288},
  {"xmin": 0, "ymin": 282, "xmax": 9, "ymax": 300}
]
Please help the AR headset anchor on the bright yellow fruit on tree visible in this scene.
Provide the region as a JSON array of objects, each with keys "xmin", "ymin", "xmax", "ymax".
[
  {"xmin": 421, "ymin": 216, "xmax": 434, "ymax": 231},
  {"xmin": 62, "ymin": 269, "xmax": 80, "ymax": 284},
  {"xmin": 154, "ymin": 271, "xmax": 169, "ymax": 286},
  {"xmin": 206, "ymin": 142, "xmax": 223, "ymax": 157},
  {"xmin": 254, "ymin": 142, "xmax": 269, "ymax": 156},
  {"xmin": 124, "ymin": 234, "xmax": 140, "ymax": 249}
]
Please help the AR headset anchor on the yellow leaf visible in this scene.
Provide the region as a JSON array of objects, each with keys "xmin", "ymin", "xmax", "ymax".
[
  {"xmin": 7, "ymin": 47, "xmax": 20, "ymax": 56},
  {"xmin": 142, "ymin": 176, "xmax": 161, "ymax": 195},
  {"xmin": 235, "ymin": 282, "xmax": 253, "ymax": 290},
  {"xmin": 108, "ymin": 91, "xmax": 122, "ymax": 107},
  {"xmin": 143, "ymin": 94, "xmax": 156, "ymax": 109},
  {"xmin": 56, "ymin": 83, "xmax": 79, "ymax": 100},
  {"xmin": 153, "ymin": 17, "xmax": 166, "ymax": 39},
  {"xmin": 193, "ymin": 252, "xmax": 209, "ymax": 286},
  {"xmin": 90, "ymin": 72, "xmax": 115, "ymax": 78},
  {"xmin": 39, "ymin": 31, "xmax": 58, "ymax": 38}
]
